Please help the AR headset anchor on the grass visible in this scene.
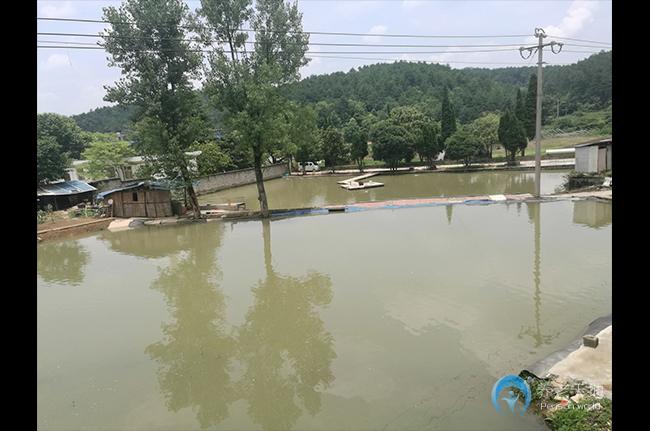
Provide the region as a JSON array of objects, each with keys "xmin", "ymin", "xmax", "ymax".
[{"xmin": 491, "ymin": 134, "xmax": 609, "ymax": 159}]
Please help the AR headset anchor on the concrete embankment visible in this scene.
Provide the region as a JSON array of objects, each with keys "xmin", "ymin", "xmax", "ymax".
[{"xmin": 38, "ymin": 218, "xmax": 114, "ymax": 242}]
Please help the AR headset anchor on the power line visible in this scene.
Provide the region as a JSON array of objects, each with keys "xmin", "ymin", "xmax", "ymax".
[
  {"xmin": 547, "ymin": 35, "xmax": 612, "ymax": 45},
  {"xmin": 36, "ymin": 31, "xmax": 611, "ymax": 50},
  {"xmin": 36, "ymin": 17, "xmax": 533, "ymax": 39}
]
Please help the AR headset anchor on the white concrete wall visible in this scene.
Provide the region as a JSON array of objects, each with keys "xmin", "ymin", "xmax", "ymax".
[
  {"xmin": 193, "ymin": 163, "xmax": 288, "ymax": 195},
  {"xmin": 575, "ymin": 146, "xmax": 599, "ymax": 173}
]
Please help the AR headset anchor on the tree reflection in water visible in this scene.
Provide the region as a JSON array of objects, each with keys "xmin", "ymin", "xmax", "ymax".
[
  {"xmin": 37, "ymin": 240, "xmax": 90, "ymax": 285},
  {"xmin": 146, "ymin": 220, "xmax": 335, "ymax": 430}
]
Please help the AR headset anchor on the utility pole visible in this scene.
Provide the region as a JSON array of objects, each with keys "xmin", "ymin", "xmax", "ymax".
[{"xmin": 520, "ymin": 28, "xmax": 563, "ymax": 198}]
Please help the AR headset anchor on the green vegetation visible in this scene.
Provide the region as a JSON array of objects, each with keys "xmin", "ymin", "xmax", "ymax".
[
  {"xmin": 197, "ymin": 0, "xmax": 309, "ymax": 217},
  {"xmin": 38, "ymin": 113, "xmax": 90, "ymax": 159},
  {"xmin": 445, "ymin": 126, "xmax": 482, "ymax": 168},
  {"xmin": 343, "ymin": 118, "xmax": 368, "ymax": 172},
  {"xmin": 72, "ymin": 105, "xmax": 137, "ymax": 133},
  {"xmin": 37, "ymin": 136, "xmax": 69, "ymax": 185},
  {"xmin": 102, "ymin": 0, "xmax": 208, "ymax": 218},
  {"xmin": 498, "ymin": 109, "xmax": 527, "ymax": 164},
  {"xmin": 80, "ymin": 137, "xmax": 135, "ymax": 180},
  {"xmin": 370, "ymin": 121, "xmax": 415, "ymax": 170}
]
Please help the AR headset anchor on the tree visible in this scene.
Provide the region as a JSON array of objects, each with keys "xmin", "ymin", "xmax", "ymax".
[
  {"xmin": 387, "ymin": 106, "xmax": 426, "ymax": 161},
  {"xmin": 198, "ymin": 0, "xmax": 309, "ymax": 218},
  {"xmin": 319, "ymin": 127, "xmax": 347, "ymax": 171},
  {"xmin": 37, "ymin": 113, "xmax": 89, "ymax": 159},
  {"xmin": 524, "ymin": 75, "xmax": 538, "ymax": 141},
  {"xmin": 190, "ymin": 141, "xmax": 234, "ymax": 176},
  {"xmin": 343, "ymin": 118, "xmax": 368, "ymax": 172},
  {"xmin": 444, "ymin": 127, "xmax": 482, "ymax": 169},
  {"xmin": 417, "ymin": 121, "xmax": 442, "ymax": 169},
  {"xmin": 466, "ymin": 113, "xmax": 500, "ymax": 159},
  {"xmin": 287, "ymin": 104, "xmax": 321, "ymax": 174},
  {"xmin": 370, "ymin": 121, "xmax": 413, "ymax": 170},
  {"xmin": 102, "ymin": 0, "xmax": 207, "ymax": 218},
  {"xmin": 498, "ymin": 109, "xmax": 528, "ymax": 164},
  {"xmin": 514, "ymin": 89, "xmax": 528, "ymax": 156},
  {"xmin": 37, "ymin": 136, "xmax": 68, "ymax": 185},
  {"xmin": 80, "ymin": 139, "xmax": 135, "ymax": 180},
  {"xmin": 440, "ymin": 87, "xmax": 457, "ymax": 147}
]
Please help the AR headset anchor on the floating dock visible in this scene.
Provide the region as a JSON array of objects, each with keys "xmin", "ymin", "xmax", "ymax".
[
  {"xmin": 337, "ymin": 172, "xmax": 379, "ymax": 184},
  {"xmin": 340, "ymin": 180, "xmax": 384, "ymax": 190}
]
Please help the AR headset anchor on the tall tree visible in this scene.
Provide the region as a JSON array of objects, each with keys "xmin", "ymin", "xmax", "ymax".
[
  {"xmin": 498, "ymin": 109, "xmax": 527, "ymax": 164},
  {"xmin": 288, "ymin": 104, "xmax": 321, "ymax": 174},
  {"xmin": 37, "ymin": 136, "xmax": 68, "ymax": 185},
  {"xmin": 320, "ymin": 127, "xmax": 348, "ymax": 171},
  {"xmin": 445, "ymin": 126, "xmax": 482, "ymax": 169},
  {"xmin": 370, "ymin": 120, "xmax": 413, "ymax": 170},
  {"xmin": 439, "ymin": 87, "xmax": 457, "ymax": 147},
  {"xmin": 514, "ymin": 89, "xmax": 528, "ymax": 156},
  {"xmin": 102, "ymin": 0, "xmax": 207, "ymax": 218},
  {"xmin": 417, "ymin": 121, "xmax": 442, "ymax": 169},
  {"xmin": 343, "ymin": 118, "xmax": 368, "ymax": 172},
  {"xmin": 37, "ymin": 113, "xmax": 89, "ymax": 159},
  {"xmin": 198, "ymin": 0, "xmax": 309, "ymax": 218},
  {"xmin": 466, "ymin": 113, "xmax": 500, "ymax": 159},
  {"xmin": 524, "ymin": 75, "xmax": 538, "ymax": 141}
]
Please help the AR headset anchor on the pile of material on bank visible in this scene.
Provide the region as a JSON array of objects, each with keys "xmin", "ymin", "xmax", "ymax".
[{"xmin": 340, "ymin": 180, "xmax": 384, "ymax": 190}]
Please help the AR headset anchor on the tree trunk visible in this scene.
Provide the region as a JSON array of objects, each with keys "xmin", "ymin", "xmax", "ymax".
[
  {"xmin": 253, "ymin": 149, "xmax": 270, "ymax": 218},
  {"xmin": 357, "ymin": 158, "xmax": 364, "ymax": 173},
  {"xmin": 186, "ymin": 185, "xmax": 201, "ymax": 218}
]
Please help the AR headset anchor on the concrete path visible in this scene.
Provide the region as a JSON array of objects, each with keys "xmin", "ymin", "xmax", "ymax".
[
  {"xmin": 548, "ymin": 325, "xmax": 612, "ymax": 399},
  {"xmin": 293, "ymin": 158, "xmax": 575, "ymax": 176}
]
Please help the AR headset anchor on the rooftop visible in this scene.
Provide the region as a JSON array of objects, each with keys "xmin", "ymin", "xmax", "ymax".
[{"xmin": 37, "ymin": 180, "xmax": 97, "ymax": 197}]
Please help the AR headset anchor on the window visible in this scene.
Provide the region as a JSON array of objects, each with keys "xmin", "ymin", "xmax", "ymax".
[{"xmin": 132, "ymin": 192, "xmax": 138, "ymax": 202}]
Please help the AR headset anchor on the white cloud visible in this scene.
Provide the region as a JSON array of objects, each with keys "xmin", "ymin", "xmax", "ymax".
[
  {"xmin": 39, "ymin": 1, "xmax": 76, "ymax": 19},
  {"xmin": 542, "ymin": 0, "xmax": 600, "ymax": 40},
  {"xmin": 43, "ymin": 54, "xmax": 70, "ymax": 71}
]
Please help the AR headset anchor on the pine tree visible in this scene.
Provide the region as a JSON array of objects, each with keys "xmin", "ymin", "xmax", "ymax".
[
  {"xmin": 498, "ymin": 109, "xmax": 527, "ymax": 165},
  {"xmin": 515, "ymin": 88, "xmax": 528, "ymax": 156},
  {"xmin": 524, "ymin": 75, "xmax": 537, "ymax": 140},
  {"xmin": 440, "ymin": 87, "xmax": 457, "ymax": 147}
]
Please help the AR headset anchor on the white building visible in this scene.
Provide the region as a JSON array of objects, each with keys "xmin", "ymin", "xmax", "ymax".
[
  {"xmin": 574, "ymin": 138, "xmax": 612, "ymax": 173},
  {"xmin": 67, "ymin": 151, "xmax": 202, "ymax": 182}
]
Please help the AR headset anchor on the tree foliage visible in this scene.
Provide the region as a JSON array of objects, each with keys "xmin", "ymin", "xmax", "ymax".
[
  {"xmin": 197, "ymin": 0, "xmax": 309, "ymax": 217},
  {"xmin": 439, "ymin": 87, "xmax": 457, "ymax": 146},
  {"xmin": 189, "ymin": 141, "xmax": 234, "ymax": 176},
  {"xmin": 37, "ymin": 113, "xmax": 89, "ymax": 159},
  {"xmin": 466, "ymin": 113, "xmax": 500, "ymax": 159},
  {"xmin": 343, "ymin": 118, "xmax": 368, "ymax": 171},
  {"xmin": 102, "ymin": 0, "xmax": 207, "ymax": 217},
  {"xmin": 498, "ymin": 109, "xmax": 528, "ymax": 164},
  {"xmin": 444, "ymin": 126, "xmax": 482, "ymax": 168},
  {"xmin": 370, "ymin": 121, "xmax": 413, "ymax": 170},
  {"xmin": 319, "ymin": 127, "xmax": 348, "ymax": 170},
  {"xmin": 80, "ymin": 139, "xmax": 135, "ymax": 180},
  {"xmin": 524, "ymin": 75, "xmax": 538, "ymax": 140},
  {"xmin": 37, "ymin": 136, "xmax": 68, "ymax": 185},
  {"xmin": 417, "ymin": 120, "xmax": 442, "ymax": 168}
]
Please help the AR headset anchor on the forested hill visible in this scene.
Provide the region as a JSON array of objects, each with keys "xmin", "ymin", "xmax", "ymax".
[{"xmin": 71, "ymin": 50, "xmax": 611, "ymax": 132}]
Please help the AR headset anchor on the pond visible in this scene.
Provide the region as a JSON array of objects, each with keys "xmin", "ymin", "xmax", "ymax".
[
  {"xmin": 37, "ymin": 199, "xmax": 611, "ymax": 430},
  {"xmin": 199, "ymin": 170, "xmax": 570, "ymax": 210}
]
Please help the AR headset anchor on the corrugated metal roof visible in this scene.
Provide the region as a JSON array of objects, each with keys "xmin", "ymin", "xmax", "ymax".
[
  {"xmin": 96, "ymin": 181, "xmax": 170, "ymax": 200},
  {"xmin": 37, "ymin": 180, "xmax": 97, "ymax": 196},
  {"xmin": 575, "ymin": 138, "xmax": 612, "ymax": 148}
]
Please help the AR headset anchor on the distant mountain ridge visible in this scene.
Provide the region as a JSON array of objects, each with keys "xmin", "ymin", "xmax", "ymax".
[{"xmin": 71, "ymin": 51, "xmax": 611, "ymax": 133}]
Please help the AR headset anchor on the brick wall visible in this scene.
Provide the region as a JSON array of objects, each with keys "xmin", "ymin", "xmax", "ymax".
[{"xmin": 193, "ymin": 163, "xmax": 288, "ymax": 195}]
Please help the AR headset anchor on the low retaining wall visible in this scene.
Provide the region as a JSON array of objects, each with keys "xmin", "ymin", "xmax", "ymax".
[
  {"xmin": 193, "ymin": 163, "xmax": 288, "ymax": 195},
  {"xmin": 37, "ymin": 218, "xmax": 114, "ymax": 242}
]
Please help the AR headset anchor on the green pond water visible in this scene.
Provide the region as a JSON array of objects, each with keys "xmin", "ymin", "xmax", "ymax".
[
  {"xmin": 37, "ymin": 199, "xmax": 611, "ymax": 430},
  {"xmin": 199, "ymin": 170, "xmax": 569, "ymax": 210}
]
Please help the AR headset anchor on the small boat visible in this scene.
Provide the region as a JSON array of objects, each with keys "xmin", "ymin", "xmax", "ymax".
[{"xmin": 340, "ymin": 180, "xmax": 384, "ymax": 190}]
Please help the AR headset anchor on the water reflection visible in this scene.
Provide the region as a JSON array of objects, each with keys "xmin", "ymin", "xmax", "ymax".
[
  {"xmin": 145, "ymin": 220, "xmax": 335, "ymax": 430},
  {"xmin": 445, "ymin": 204, "xmax": 453, "ymax": 225},
  {"xmin": 519, "ymin": 203, "xmax": 560, "ymax": 347},
  {"xmin": 145, "ymin": 223, "xmax": 236, "ymax": 427},
  {"xmin": 572, "ymin": 200, "xmax": 612, "ymax": 229},
  {"xmin": 37, "ymin": 240, "xmax": 89, "ymax": 285},
  {"xmin": 238, "ymin": 220, "xmax": 336, "ymax": 430},
  {"xmin": 100, "ymin": 225, "xmax": 194, "ymax": 258}
]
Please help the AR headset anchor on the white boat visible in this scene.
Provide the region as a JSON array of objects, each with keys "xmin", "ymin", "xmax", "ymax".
[{"xmin": 340, "ymin": 180, "xmax": 384, "ymax": 190}]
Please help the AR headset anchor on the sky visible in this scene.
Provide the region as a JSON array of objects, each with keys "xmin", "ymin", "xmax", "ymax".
[{"xmin": 37, "ymin": 0, "xmax": 612, "ymax": 116}]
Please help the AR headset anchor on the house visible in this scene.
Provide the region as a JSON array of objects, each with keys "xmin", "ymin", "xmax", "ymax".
[
  {"xmin": 37, "ymin": 180, "xmax": 97, "ymax": 211},
  {"xmin": 96, "ymin": 181, "xmax": 173, "ymax": 218},
  {"xmin": 575, "ymin": 138, "xmax": 612, "ymax": 173},
  {"xmin": 69, "ymin": 151, "xmax": 202, "ymax": 182}
]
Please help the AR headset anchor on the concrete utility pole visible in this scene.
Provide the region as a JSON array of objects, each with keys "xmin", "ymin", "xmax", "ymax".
[{"xmin": 520, "ymin": 28, "xmax": 563, "ymax": 198}]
